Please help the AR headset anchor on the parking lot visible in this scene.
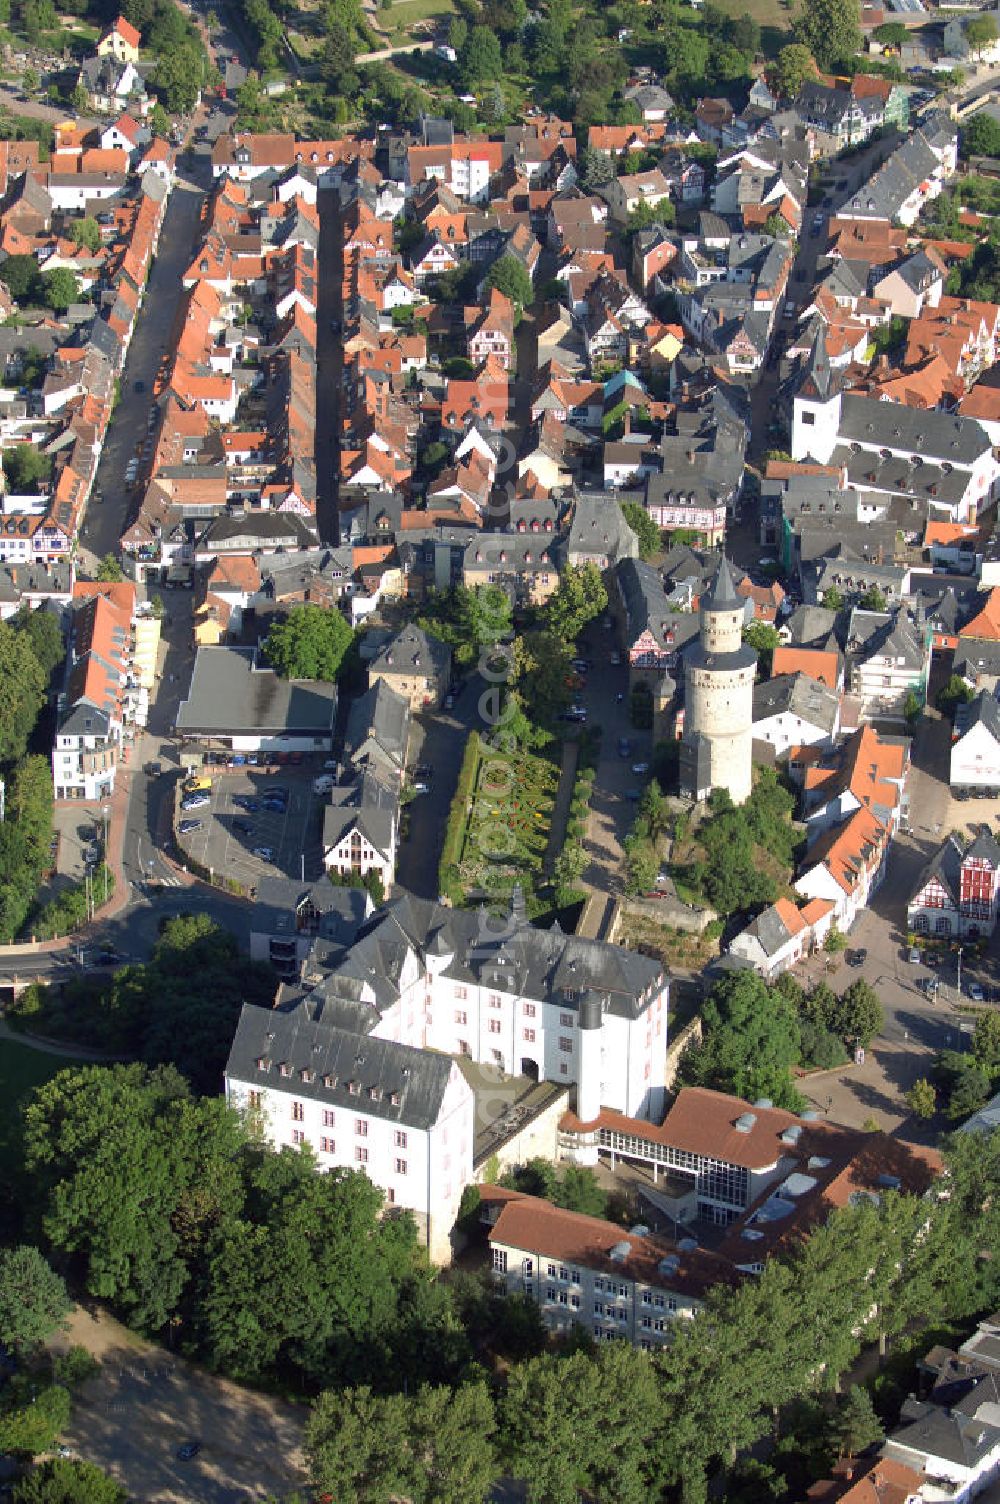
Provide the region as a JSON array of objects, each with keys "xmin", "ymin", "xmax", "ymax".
[{"xmin": 172, "ymin": 761, "xmax": 327, "ymax": 889}]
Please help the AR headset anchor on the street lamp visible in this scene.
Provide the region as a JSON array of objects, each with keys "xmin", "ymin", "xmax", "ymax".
[
  {"xmin": 957, "ymin": 945, "xmax": 964, "ymax": 1004},
  {"xmin": 102, "ymin": 804, "xmax": 110, "ymax": 904}
]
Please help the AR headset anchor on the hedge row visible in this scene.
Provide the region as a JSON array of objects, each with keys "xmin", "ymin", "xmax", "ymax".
[{"xmin": 438, "ymin": 731, "xmax": 481, "ymax": 905}]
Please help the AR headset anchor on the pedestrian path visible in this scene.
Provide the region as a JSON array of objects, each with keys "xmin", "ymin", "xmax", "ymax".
[{"xmin": 541, "ymin": 738, "xmax": 580, "ymax": 879}]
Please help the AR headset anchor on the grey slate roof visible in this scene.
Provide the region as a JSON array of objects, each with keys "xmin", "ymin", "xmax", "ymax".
[
  {"xmin": 742, "ymin": 901, "xmax": 802, "ymax": 958},
  {"xmin": 885, "ymin": 1391, "xmax": 1000, "ymax": 1472},
  {"xmin": 836, "ymin": 394, "xmax": 992, "ymax": 468},
  {"xmin": 370, "ymin": 623, "xmax": 451, "ymax": 684},
  {"xmin": 847, "ymin": 607, "xmax": 924, "ymax": 671},
  {"xmin": 323, "ymin": 769, "xmax": 398, "ymax": 860},
  {"xmin": 702, "ymin": 554, "xmax": 741, "ymax": 613},
  {"xmin": 782, "ymin": 604, "xmax": 839, "ymax": 650},
  {"xmin": 251, "ymin": 877, "xmax": 370, "ymax": 946},
  {"xmin": 954, "ymin": 690, "xmax": 1000, "ymax": 748},
  {"xmin": 227, "ymin": 1002, "xmax": 457, "ymax": 1131},
  {"xmin": 753, "ymin": 673, "xmax": 840, "ymax": 734},
  {"xmin": 343, "ymin": 679, "xmax": 410, "ymax": 772},
  {"xmin": 330, "ymin": 890, "xmax": 664, "ymax": 1022},
  {"xmin": 175, "ymin": 646, "xmax": 337, "ymax": 737}
]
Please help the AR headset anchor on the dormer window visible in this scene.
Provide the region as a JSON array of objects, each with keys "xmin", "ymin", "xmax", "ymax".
[
  {"xmin": 256, "ymin": 1056, "xmax": 271, "ymax": 1072},
  {"xmin": 348, "ymin": 1080, "xmax": 361, "ymax": 1095},
  {"xmin": 279, "ymin": 1062, "xmax": 291, "ymax": 1077}
]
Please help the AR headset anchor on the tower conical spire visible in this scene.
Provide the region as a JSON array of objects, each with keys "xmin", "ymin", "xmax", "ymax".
[{"xmin": 702, "ymin": 553, "xmax": 741, "ymax": 613}]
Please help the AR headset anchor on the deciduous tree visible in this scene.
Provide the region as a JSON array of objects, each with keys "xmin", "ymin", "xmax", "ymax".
[
  {"xmin": 773, "ymin": 41, "xmax": 816, "ymax": 98},
  {"xmin": 794, "ymin": 0, "xmax": 861, "ymax": 70},
  {"xmin": 263, "ymin": 604, "xmax": 353, "ymax": 680},
  {"xmin": 621, "ymin": 501, "xmax": 661, "ymax": 559},
  {"xmin": 13, "ymin": 1459, "xmax": 127, "ymax": 1504},
  {"xmin": 484, "ymin": 254, "xmax": 532, "ymax": 311},
  {"xmin": 0, "ymin": 1246, "xmax": 70, "ymax": 1353}
]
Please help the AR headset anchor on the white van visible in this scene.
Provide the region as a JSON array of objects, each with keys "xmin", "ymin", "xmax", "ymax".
[{"xmin": 312, "ymin": 775, "xmax": 335, "ymax": 795}]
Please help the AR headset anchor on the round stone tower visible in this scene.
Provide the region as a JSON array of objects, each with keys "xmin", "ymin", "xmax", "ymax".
[{"xmin": 679, "ymin": 555, "xmax": 757, "ymax": 806}]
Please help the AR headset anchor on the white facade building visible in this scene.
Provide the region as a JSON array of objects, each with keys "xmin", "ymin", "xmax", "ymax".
[
  {"xmin": 226, "ymin": 1004, "xmax": 475, "ymax": 1262},
  {"xmin": 951, "ymin": 691, "xmax": 1000, "ymax": 793},
  {"xmin": 226, "ymin": 889, "xmax": 670, "ymax": 1253}
]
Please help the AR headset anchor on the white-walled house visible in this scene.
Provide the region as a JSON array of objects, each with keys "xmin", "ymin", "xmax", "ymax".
[
  {"xmin": 226, "ymin": 1004, "xmax": 475, "ymax": 1262},
  {"xmin": 791, "ymin": 379, "xmax": 999, "ymax": 525},
  {"xmin": 951, "ymin": 691, "xmax": 1000, "ymax": 793}
]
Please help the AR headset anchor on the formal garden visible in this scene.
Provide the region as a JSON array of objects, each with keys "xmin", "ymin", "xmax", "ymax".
[{"xmin": 438, "ymin": 732, "xmax": 559, "ymax": 908}]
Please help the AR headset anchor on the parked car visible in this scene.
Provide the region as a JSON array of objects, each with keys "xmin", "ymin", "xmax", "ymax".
[
  {"xmin": 263, "ymin": 785, "xmax": 288, "ymax": 798},
  {"xmin": 845, "ymin": 948, "xmax": 867, "ymax": 968},
  {"xmin": 906, "ymin": 946, "xmax": 922, "ymax": 964},
  {"xmin": 312, "ymin": 776, "xmax": 335, "ymax": 795},
  {"xmin": 412, "ymin": 781, "xmax": 430, "ymax": 795},
  {"xmin": 178, "ymin": 819, "xmax": 202, "ymax": 835},
  {"xmin": 232, "ymin": 795, "xmax": 258, "ymax": 811},
  {"xmin": 180, "ymin": 794, "xmax": 209, "ymax": 811},
  {"xmin": 261, "ymin": 798, "xmax": 287, "ymax": 813},
  {"xmin": 444, "ymin": 693, "xmax": 454, "ymax": 710},
  {"xmin": 631, "ymin": 761, "xmax": 650, "ymax": 775},
  {"xmin": 252, "ymin": 846, "xmax": 275, "ymax": 862},
  {"xmin": 968, "ymin": 982, "xmax": 986, "ymax": 1003},
  {"xmin": 233, "ymin": 819, "xmax": 254, "ymax": 837},
  {"xmin": 145, "ymin": 761, "xmax": 162, "ymax": 777},
  {"xmin": 618, "ymin": 737, "xmax": 632, "ymax": 758},
  {"xmin": 176, "ymin": 1442, "xmax": 201, "ymax": 1462}
]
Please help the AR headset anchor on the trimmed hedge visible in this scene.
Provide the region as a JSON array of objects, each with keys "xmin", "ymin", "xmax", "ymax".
[{"xmin": 438, "ymin": 731, "xmax": 481, "ymax": 904}]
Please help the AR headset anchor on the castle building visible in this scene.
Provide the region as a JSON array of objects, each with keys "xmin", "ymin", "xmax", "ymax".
[
  {"xmin": 225, "ymin": 889, "xmax": 670, "ymax": 1259},
  {"xmin": 679, "ymin": 554, "xmax": 756, "ymax": 805}
]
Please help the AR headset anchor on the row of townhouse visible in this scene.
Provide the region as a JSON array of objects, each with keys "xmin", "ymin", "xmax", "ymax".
[
  {"xmin": 0, "ymin": 148, "xmax": 170, "ymax": 577},
  {"xmin": 118, "ymin": 168, "xmax": 330, "ymax": 586},
  {"xmin": 51, "ymin": 578, "xmax": 160, "ymax": 800}
]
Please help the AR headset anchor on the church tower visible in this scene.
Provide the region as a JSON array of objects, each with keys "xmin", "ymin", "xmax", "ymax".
[
  {"xmin": 790, "ymin": 324, "xmax": 843, "ymax": 464},
  {"xmin": 679, "ymin": 555, "xmax": 756, "ymax": 806}
]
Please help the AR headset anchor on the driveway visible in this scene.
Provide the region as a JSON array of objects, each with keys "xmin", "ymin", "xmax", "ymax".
[
  {"xmin": 396, "ymin": 684, "xmax": 481, "ymax": 900},
  {"xmin": 52, "ymin": 1307, "xmax": 307, "ymax": 1504}
]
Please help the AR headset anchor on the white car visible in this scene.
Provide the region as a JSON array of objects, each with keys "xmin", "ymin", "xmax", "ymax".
[
  {"xmin": 312, "ymin": 775, "xmax": 334, "ymax": 795},
  {"xmin": 252, "ymin": 846, "xmax": 275, "ymax": 862},
  {"xmin": 631, "ymin": 761, "xmax": 650, "ymax": 775},
  {"xmin": 968, "ymin": 982, "xmax": 985, "ymax": 1003}
]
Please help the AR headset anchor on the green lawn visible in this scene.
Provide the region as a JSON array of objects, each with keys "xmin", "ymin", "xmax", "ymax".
[
  {"xmin": 713, "ymin": 0, "xmax": 792, "ymax": 46},
  {"xmin": 385, "ymin": 0, "xmax": 455, "ymax": 19},
  {"xmin": 0, "ymin": 1036, "xmax": 78, "ymax": 1179}
]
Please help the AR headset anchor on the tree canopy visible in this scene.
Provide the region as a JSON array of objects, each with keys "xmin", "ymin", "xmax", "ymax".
[
  {"xmin": 794, "ymin": 0, "xmax": 860, "ymax": 70},
  {"xmin": 540, "ymin": 562, "xmax": 608, "ymax": 642},
  {"xmin": 620, "ymin": 501, "xmax": 661, "ymax": 560},
  {"xmin": 483, "ymin": 254, "xmax": 533, "ymax": 311},
  {"xmin": 964, "ymin": 111, "xmax": 1000, "ymax": 159},
  {"xmin": 13, "ymin": 1459, "xmax": 127, "ymax": 1504},
  {"xmin": 0, "ymin": 1245, "xmax": 70, "ymax": 1353},
  {"xmin": 418, "ymin": 584, "xmax": 512, "ymax": 669},
  {"xmin": 772, "ymin": 41, "xmax": 815, "ymax": 98},
  {"xmin": 264, "ymin": 604, "xmax": 354, "ymax": 681},
  {"xmin": 678, "ymin": 970, "xmax": 804, "ymax": 1109}
]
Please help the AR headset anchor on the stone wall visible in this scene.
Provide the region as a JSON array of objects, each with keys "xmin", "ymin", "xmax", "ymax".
[{"xmin": 665, "ymin": 1013, "xmax": 703, "ymax": 1092}]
